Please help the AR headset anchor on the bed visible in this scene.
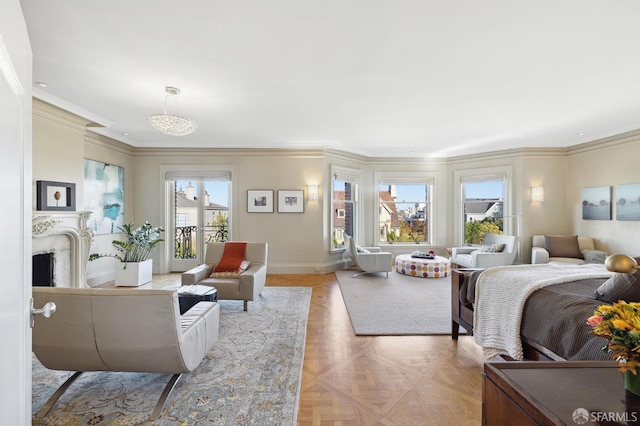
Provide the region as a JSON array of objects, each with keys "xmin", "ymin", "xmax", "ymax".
[{"xmin": 453, "ymin": 263, "xmax": 624, "ymax": 361}]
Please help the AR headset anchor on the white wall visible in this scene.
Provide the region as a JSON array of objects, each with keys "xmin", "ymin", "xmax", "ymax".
[
  {"xmin": 133, "ymin": 151, "xmax": 326, "ymax": 275},
  {"xmin": 31, "ymin": 101, "xmax": 640, "ymax": 284},
  {"xmin": 567, "ymin": 131, "xmax": 640, "ymax": 256}
]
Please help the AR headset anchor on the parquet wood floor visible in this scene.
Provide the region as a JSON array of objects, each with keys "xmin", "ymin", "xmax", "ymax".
[
  {"xmin": 266, "ymin": 273, "xmax": 484, "ymax": 426},
  {"xmin": 148, "ymin": 272, "xmax": 484, "ymax": 425}
]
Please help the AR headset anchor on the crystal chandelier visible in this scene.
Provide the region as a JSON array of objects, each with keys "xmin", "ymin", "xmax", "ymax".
[{"xmin": 147, "ymin": 87, "xmax": 197, "ymax": 136}]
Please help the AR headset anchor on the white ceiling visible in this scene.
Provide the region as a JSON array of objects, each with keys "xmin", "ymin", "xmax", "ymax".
[{"xmin": 20, "ymin": 0, "xmax": 640, "ymax": 158}]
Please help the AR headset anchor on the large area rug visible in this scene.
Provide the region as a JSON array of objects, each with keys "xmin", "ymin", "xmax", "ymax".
[
  {"xmin": 32, "ymin": 286, "xmax": 311, "ymax": 425},
  {"xmin": 336, "ymin": 269, "xmax": 451, "ymax": 335}
]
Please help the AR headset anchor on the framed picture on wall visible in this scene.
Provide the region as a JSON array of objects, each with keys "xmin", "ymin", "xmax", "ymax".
[
  {"xmin": 36, "ymin": 180, "xmax": 76, "ymax": 211},
  {"xmin": 247, "ymin": 190, "xmax": 274, "ymax": 213},
  {"xmin": 278, "ymin": 190, "xmax": 304, "ymax": 213},
  {"xmin": 582, "ymin": 186, "xmax": 612, "ymax": 220},
  {"xmin": 615, "ymin": 183, "xmax": 640, "ymax": 221}
]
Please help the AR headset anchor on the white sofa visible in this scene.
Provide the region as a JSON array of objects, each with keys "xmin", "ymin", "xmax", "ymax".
[
  {"xmin": 451, "ymin": 233, "xmax": 518, "ymax": 269},
  {"xmin": 182, "ymin": 242, "xmax": 268, "ymax": 311},
  {"xmin": 531, "ymin": 235, "xmax": 607, "ymax": 264}
]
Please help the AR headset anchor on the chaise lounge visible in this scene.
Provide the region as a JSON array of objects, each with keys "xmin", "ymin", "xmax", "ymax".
[{"xmin": 32, "ymin": 287, "xmax": 220, "ymax": 420}]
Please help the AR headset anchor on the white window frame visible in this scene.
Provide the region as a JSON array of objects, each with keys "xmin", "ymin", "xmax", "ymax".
[
  {"xmin": 453, "ymin": 166, "xmax": 513, "ymax": 246},
  {"xmin": 331, "ymin": 165, "xmax": 360, "ymax": 252},
  {"xmin": 158, "ymin": 165, "xmax": 237, "ymax": 273},
  {"xmin": 374, "ymin": 171, "xmax": 437, "ymax": 246}
]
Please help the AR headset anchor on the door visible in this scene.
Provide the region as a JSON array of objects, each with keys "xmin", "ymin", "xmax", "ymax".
[
  {"xmin": 0, "ymin": 2, "xmax": 33, "ymax": 423},
  {"xmin": 170, "ymin": 180, "xmax": 229, "ymax": 271}
]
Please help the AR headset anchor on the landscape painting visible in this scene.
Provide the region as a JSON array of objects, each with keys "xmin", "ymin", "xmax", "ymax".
[
  {"xmin": 615, "ymin": 183, "xmax": 640, "ymax": 221},
  {"xmin": 84, "ymin": 159, "xmax": 125, "ymax": 234},
  {"xmin": 582, "ymin": 186, "xmax": 611, "ymax": 220}
]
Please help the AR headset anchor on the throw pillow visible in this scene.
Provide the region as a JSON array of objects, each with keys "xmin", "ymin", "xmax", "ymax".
[
  {"xmin": 594, "ymin": 271, "xmax": 640, "ymax": 303},
  {"xmin": 584, "ymin": 250, "xmax": 607, "ymax": 264},
  {"xmin": 210, "ymin": 260, "xmax": 251, "ymax": 279},
  {"xmin": 356, "ymin": 246, "xmax": 370, "ymax": 254},
  {"xmin": 478, "ymin": 243, "xmax": 505, "ymax": 253},
  {"xmin": 544, "ymin": 235, "xmax": 583, "ymax": 259}
]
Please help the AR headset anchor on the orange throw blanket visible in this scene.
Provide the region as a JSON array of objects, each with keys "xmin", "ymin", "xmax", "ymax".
[{"xmin": 213, "ymin": 242, "xmax": 247, "ymax": 272}]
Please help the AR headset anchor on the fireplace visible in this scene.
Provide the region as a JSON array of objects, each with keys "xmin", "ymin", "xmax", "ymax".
[
  {"xmin": 32, "ymin": 211, "xmax": 93, "ymax": 288},
  {"xmin": 33, "ymin": 252, "xmax": 55, "ymax": 286}
]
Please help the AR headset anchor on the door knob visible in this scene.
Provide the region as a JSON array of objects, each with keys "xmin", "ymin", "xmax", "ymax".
[{"xmin": 30, "ymin": 299, "xmax": 56, "ymax": 328}]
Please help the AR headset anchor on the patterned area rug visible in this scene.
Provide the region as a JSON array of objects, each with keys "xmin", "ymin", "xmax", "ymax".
[{"xmin": 32, "ymin": 287, "xmax": 310, "ymax": 425}]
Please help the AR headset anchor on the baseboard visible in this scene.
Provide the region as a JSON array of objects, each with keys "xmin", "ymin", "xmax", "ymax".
[{"xmin": 267, "ymin": 259, "xmax": 351, "ymax": 274}]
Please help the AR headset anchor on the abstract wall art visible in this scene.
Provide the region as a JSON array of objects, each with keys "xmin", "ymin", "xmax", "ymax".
[{"xmin": 84, "ymin": 159, "xmax": 124, "ymax": 234}]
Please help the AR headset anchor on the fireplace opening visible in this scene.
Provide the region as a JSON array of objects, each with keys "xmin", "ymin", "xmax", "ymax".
[{"xmin": 33, "ymin": 252, "xmax": 55, "ymax": 287}]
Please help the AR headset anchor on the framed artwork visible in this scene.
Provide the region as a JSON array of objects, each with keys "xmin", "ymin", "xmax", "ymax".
[
  {"xmin": 84, "ymin": 159, "xmax": 125, "ymax": 234},
  {"xmin": 278, "ymin": 190, "xmax": 304, "ymax": 213},
  {"xmin": 247, "ymin": 190, "xmax": 274, "ymax": 213},
  {"xmin": 36, "ymin": 180, "xmax": 76, "ymax": 211},
  {"xmin": 615, "ymin": 183, "xmax": 640, "ymax": 221},
  {"xmin": 582, "ymin": 186, "xmax": 612, "ymax": 220}
]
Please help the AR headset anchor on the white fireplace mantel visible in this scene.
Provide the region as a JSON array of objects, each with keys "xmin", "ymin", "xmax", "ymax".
[{"xmin": 32, "ymin": 211, "xmax": 93, "ymax": 288}]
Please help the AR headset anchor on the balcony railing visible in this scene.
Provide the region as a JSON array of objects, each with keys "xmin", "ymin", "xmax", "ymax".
[{"xmin": 174, "ymin": 224, "xmax": 228, "ymax": 259}]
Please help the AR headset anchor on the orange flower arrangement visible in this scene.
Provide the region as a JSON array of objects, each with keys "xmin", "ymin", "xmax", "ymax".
[{"xmin": 587, "ymin": 301, "xmax": 640, "ymax": 374}]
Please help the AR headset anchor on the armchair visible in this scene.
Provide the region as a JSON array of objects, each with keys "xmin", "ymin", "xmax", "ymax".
[
  {"xmin": 32, "ymin": 287, "xmax": 220, "ymax": 420},
  {"xmin": 344, "ymin": 234, "xmax": 393, "ymax": 277},
  {"xmin": 451, "ymin": 233, "xmax": 518, "ymax": 269},
  {"xmin": 182, "ymin": 242, "xmax": 268, "ymax": 311}
]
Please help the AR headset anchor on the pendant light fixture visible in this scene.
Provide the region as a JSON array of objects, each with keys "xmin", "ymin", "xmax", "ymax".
[{"xmin": 147, "ymin": 86, "xmax": 197, "ymax": 136}]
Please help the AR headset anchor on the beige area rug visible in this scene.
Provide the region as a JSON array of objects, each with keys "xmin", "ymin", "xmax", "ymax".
[
  {"xmin": 32, "ymin": 287, "xmax": 310, "ymax": 425},
  {"xmin": 336, "ymin": 269, "xmax": 453, "ymax": 335}
]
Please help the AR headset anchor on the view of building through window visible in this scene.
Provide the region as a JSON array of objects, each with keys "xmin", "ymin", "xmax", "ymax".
[
  {"xmin": 174, "ymin": 180, "xmax": 229, "ymax": 259},
  {"xmin": 332, "ymin": 179, "xmax": 355, "ymax": 249},
  {"xmin": 379, "ymin": 184, "xmax": 431, "ymax": 243},
  {"xmin": 463, "ymin": 180, "xmax": 504, "ymax": 244}
]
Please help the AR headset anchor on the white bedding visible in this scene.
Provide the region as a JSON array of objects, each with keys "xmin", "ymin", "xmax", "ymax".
[{"xmin": 472, "ymin": 263, "xmax": 613, "ymax": 360}]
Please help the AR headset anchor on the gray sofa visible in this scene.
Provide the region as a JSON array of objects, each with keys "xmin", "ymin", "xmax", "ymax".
[
  {"xmin": 531, "ymin": 235, "xmax": 607, "ymax": 264},
  {"xmin": 32, "ymin": 287, "xmax": 220, "ymax": 420},
  {"xmin": 182, "ymin": 242, "xmax": 268, "ymax": 311}
]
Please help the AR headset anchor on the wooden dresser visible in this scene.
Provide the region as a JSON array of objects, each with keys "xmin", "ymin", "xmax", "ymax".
[{"xmin": 482, "ymin": 361, "xmax": 639, "ymax": 425}]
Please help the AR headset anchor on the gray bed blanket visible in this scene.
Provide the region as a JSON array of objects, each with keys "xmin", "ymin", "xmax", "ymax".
[
  {"xmin": 460, "ymin": 272, "xmax": 610, "ymax": 360},
  {"xmin": 521, "ymin": 278, "xmax": 610, "ymax": 360}
]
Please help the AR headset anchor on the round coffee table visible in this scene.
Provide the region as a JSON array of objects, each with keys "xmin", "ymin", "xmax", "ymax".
[{"xmin": 395, "ymin": 254, "xmax": 450, "ymax": 278}]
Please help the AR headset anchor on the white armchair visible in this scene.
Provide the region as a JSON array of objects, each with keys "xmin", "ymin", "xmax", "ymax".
[
  {"xmin": 345, "ymin": 235, "xmax": 393, "ymax": 277},
  {"xmin": 451, "ymin": 233, "xmax": 518, "ymax": 269}
]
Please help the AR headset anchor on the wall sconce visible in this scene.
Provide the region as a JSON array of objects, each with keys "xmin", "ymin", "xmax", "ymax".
[
  {"xmin": 307, "ymin": 185, "xmax": 319, "ymax": 201},
  {"xmin": 531, "ymin": 186, "xmax": 544, "ymax": 202}
]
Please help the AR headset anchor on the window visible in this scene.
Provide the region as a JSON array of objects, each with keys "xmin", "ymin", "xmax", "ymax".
[
  {"xmin": 461, "ymin": 176, "xmax": 505, "ymax": 244},
  {"xmin": 378, "ymin": 182, "xmax": 432, "ymax": 244},
  {"xmin": 331, "ymin": 166, "xmax": 359, "ymax": 250},
  {"xmin": 176, "ymin": 213, "xmax": 188, "ymax": 228},
  {"xmin": 165, "ymin": 167, "xmax": 233, "ymax": 271}
]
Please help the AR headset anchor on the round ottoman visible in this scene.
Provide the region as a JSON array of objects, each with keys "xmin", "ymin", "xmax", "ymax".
[{"xmin": 395, "ymin": 254, "xmax": 450, "ymax": 278}]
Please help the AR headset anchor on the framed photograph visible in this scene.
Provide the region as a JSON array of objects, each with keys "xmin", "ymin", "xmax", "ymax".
[
  {"xmin": 278, "ymin": 190, "xmax": 304, "ymax": 213},
  {"xmin": 36, "ymin": 180, "xmax": 76, "ymax": 211},
  {"xmin": 84, "ymin": 159, "xmax": 125, "ymax": 234},
  {"xmin": 582, "ymin": 186, "xmax": 612, "ymax": 220},
  {"xmin": 615, "ymin": 183, "xmax": 640, "ymax": 221},
  {"xmin": 247, "ymin": 190, "xmax": 274, "ymax": 213}
]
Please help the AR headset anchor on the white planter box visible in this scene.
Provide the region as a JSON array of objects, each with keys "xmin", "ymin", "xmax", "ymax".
[{"xmin": 115, "ymin": 259, "xmax": 153, "ymax": 286}]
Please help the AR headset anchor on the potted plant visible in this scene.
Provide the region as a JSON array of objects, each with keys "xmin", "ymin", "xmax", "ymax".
[{"xmin": 89, "ymin": 221, "xmax": 164, "ymax": 286}]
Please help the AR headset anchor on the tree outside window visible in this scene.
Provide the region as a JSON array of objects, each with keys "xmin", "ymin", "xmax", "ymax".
[{"xmin": 379, "ymin": 183, "xmax": 431, "ymax": 244}]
